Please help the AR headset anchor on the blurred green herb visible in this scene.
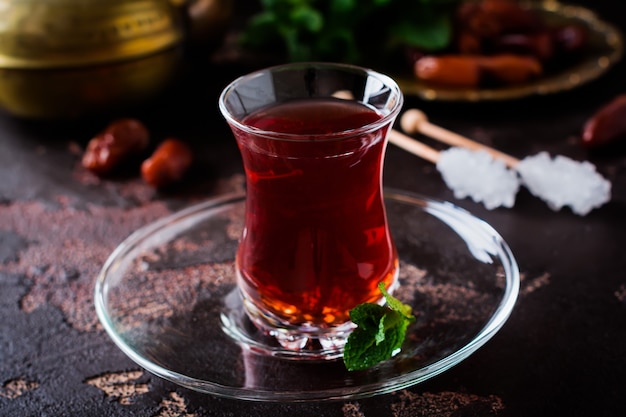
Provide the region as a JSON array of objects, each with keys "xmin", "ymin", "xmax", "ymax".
[
  {"xmin": 343, "ymin": 282, "xmax": 416, "ymax": 371},
  {"xmin": 240, "ymin": 0, "xmax": 460, "ymax": 66}
]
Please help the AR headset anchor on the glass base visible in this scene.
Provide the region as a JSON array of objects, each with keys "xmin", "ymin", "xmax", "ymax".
[
  {"xmin": 94, "ymin": 189, "xmax": 520, "ymax": 402},
  {"xmin": 224, "ymin": 269, "xmax": 399, "ymax": 359},
  {"xmin": 221, "ymin": 289, "xmax": 355, "ymax": 359}
]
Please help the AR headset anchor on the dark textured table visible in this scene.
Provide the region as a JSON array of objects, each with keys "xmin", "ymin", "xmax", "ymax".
[{"xmin": 2, "ymin": 1, "xmax": 626, "ymax": 415}]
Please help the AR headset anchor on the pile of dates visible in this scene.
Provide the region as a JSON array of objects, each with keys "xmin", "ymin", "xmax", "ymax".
[
  {"xmin": 413, "ymin": 0, "xmax": 588, "ymax": 88},
  {"xmin": 82, "ymin": 118, "xmax": 193, "ymax": 188}
]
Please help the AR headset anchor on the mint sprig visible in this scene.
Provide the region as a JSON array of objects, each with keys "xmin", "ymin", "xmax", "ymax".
[{"xmin": 343, "ymin": 282, "xmax": 415, "ymax": 371}]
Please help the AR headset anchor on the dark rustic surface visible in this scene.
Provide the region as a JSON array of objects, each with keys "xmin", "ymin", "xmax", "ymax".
[{"xmin": 2, "ymin": 1, "xmax": 626, "ymax": 416}]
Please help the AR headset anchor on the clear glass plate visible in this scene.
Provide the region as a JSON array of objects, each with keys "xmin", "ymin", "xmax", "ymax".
[{"xmin": 94, "ymin": 190, "xmax": 520, "ymax": 402}]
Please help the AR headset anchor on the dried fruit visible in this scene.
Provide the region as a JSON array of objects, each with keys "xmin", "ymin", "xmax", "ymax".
[
  {"xmin": 141, "ymin": 138, "xmax": 193, "ymax": 188},
  {"xmin": 82, "ymin": 119, "xmax": 150, "ymax": 175},
  {"xmin": 414, "ymin": 54, "xmax": 542, "ymax": 87},
  {"xmin": 582, "ymin": 94, "xmax": 626, "ymax": 148}
]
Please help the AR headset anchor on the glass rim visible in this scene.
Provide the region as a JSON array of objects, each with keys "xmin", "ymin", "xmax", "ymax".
[{"xmin": 218, "ymin": 62, "xmax": 404, "ymax": 142}]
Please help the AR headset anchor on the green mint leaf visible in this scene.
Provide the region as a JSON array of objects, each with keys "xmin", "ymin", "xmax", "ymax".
[
  {"xmin": 390, "ymin": 14, "xmax": 452, "ymax": 51},
  {"xmin": 378, "ymin": 282, "xmax": 415, "ymax": 321},
  {"xmin": 343, "ymin": 310, "xmax": 400, "ymax": 371},
  {"xmin": 375, "ymin": 314, "xmax": 387, "ymax": 344},
  {"xmin": 349, "ymin": 302, "xmax": 387, "ymax": 330},
  {"xmin": 343, "ymin": 283, "xmax": 415, "ymax": 371}
]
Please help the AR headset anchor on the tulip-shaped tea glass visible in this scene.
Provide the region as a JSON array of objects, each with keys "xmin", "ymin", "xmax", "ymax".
[{"xmin": 219, "ymin": 62, "xmax": 404, "ymax": 357}]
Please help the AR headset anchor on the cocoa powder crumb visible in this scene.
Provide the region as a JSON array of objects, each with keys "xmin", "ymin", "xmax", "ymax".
[
  {"xmin": 0, "ymin": 378, "xmax": 40, "ymax": 399},
  {"xmin": 85, "ymin": 370, "xmax": 149, "ymax": 405},
  {"xmin": 0, "ymin": 199, "xmax": 170, "ymax": 331},
  {"xmin": 1, "ymin": 173, "xmax": 245, "ymax": 332},
  {"xmin": 391, "ymin": 389, "xmax": 505, "ymax": 416},
  {"xmin": 155, "ymin": 392, "xmax": 197, "ymax": 417},
  {"xmin": 342, "ymin": 402, "xmax": 365, "ymax": 417}
]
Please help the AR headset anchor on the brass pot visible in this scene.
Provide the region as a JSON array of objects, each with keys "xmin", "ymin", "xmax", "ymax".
[{"xmin": 0, "ymin": 0, "xmax": 233, "ymax": 119}]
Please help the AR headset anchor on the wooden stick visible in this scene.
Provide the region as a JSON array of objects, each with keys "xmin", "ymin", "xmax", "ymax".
[
  {"xmin": 400, "ymin": 109, "xmax": 521, "ymax": 168},
  {"xmin": 387, "ymin": 129, "xmax": 441, "ymax": 164}
]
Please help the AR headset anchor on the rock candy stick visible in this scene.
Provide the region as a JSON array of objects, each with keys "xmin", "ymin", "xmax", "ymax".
[
  {"xmin": 400, "ymin": 109, "xmax": 520, "ymax": 168},
  {"xmin": 388, "ymin": 129, "xmax": 520, "ymax": 210},
  {"xmin": 400, "ymin": 109, "xmax": 612, "ymax": 215}
]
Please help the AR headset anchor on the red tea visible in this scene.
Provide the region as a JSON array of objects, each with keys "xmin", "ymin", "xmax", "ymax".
[{"xmin": 234, "ymin": 98, "xmax": 398, "ymax": 327}]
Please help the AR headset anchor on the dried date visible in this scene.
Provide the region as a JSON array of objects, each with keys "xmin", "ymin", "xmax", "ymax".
[
  {"xmin": 480, "ymin": 54, "xmax": 543, "ymax": 84},
  {"xmin": 457, "ymin": 0, "xmax": 543, "ymax": 44},
  {"xmin": 414, "ymin": 55, "xmax": 481, "ymax": 88},
  {"xmin": 582, "ymin": 94, "xmax": 626, "ymax": 148},
  {"xmin": 494, "ymin": 31, "xmax": 554, "ymax": 61},
  {"xmin": 82, "ymin": 119, "xmax": 150, "ymax": 175},
  {"xmin": 141, "ymin": 138, "xmax": 193, "ymax": 188},
  {"xmin": 552, "ymin": 24, "xmax": 588, "ymax": 54},
  {"xmin": 414, "ymin": 54, "xmax": 542, "ymax": 88}
]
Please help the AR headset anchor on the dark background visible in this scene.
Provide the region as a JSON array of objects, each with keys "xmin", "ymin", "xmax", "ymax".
[{"xmin": 1, "ymin": 1, "xmax": 625, "ymax": 416}]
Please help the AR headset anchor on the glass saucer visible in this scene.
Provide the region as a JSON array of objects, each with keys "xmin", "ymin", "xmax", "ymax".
[{"xmin": 94, "ymin": 189, "xmax": 520, "ymax": 402}]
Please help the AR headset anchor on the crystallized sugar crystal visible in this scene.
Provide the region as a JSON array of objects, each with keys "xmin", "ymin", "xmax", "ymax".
[
  {"xmin": 436, "ymin": 147, "xmax": 521, "ymax": 210},
  {"xmin": 516, "ymin": 152, "xmax": 611, "ymax": 216}
]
